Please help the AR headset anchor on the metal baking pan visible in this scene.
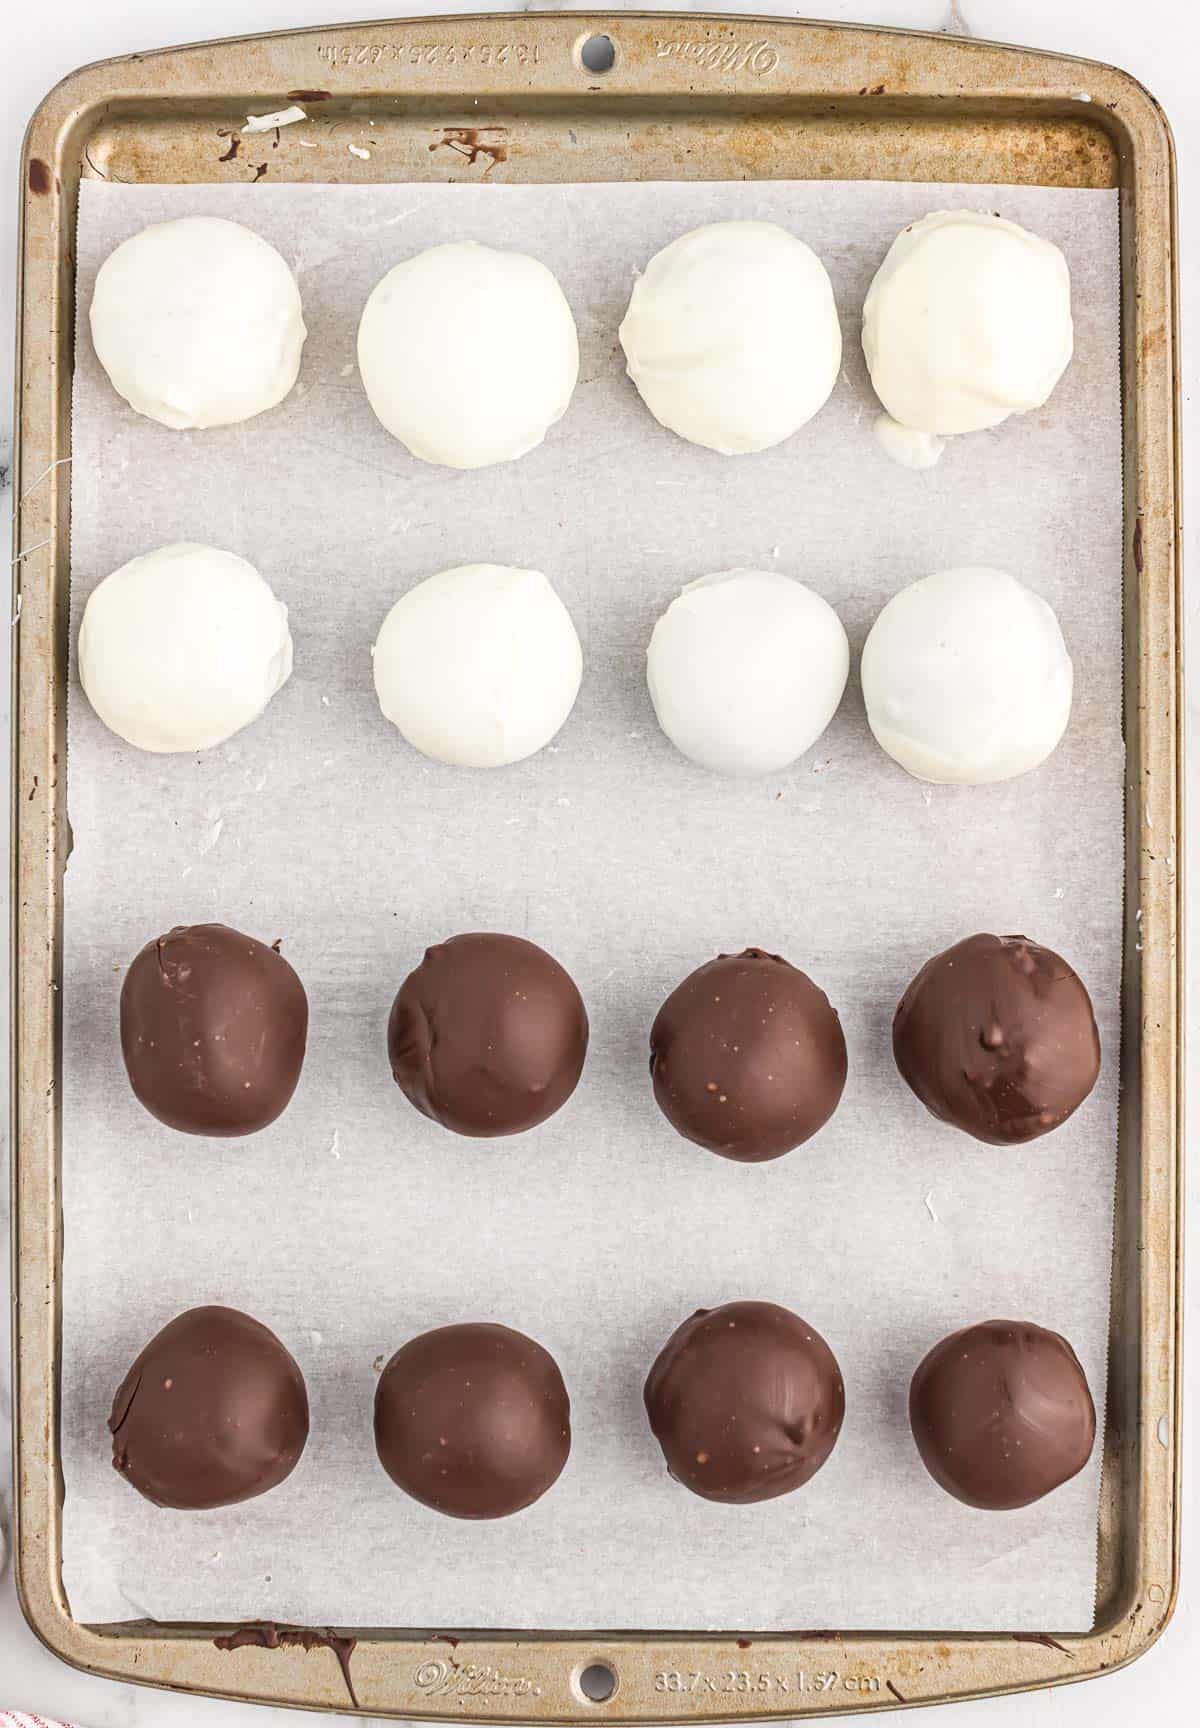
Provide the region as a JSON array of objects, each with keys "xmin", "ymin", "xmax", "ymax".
[{"xmin": 10, "ymin": 10, "xmax": 1182, "ymax": 1720}]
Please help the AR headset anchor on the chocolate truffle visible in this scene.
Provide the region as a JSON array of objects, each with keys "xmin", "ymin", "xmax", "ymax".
[
  {"xmin": 649, "ymin": 949, "xmax": 846, "ymax": 1161},
  {"xmin": 109, "ymin": 1305, "xmax": 309, "ymax": 1509},
  {"xmin": 644, "ymin": 1300, "xmax": 845, "ymax": 1503},
  {"xmin": 909, "ymin": 1319, "xmax": 1096, "ymax": 1509},
  {"xmin": 374, "ymin": 1322, "xmax": 571, "ymax": 1519},
  {"xmin": 893, "ymin": 933, "xmax": 1100, "ymax": 1145},
  {"xmin": 120, "ymin": 923, "xmax": 308, "ymax": 1136},
  {"xmin": 388, "ymin": 932, "xmax": 588, "ymax": 1136}
]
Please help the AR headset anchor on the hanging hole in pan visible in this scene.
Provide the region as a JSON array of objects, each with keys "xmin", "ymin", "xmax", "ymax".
[
  {"xmin": 576, "ymin": 33, "xmax": 617, "ymax": 75},
  {"xmin": 573, "ymin": 1660, "xmax": 618, "ymax": 1703}
]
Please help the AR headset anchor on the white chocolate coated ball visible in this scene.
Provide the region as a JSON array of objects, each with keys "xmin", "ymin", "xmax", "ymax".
[
  {"xmin": 619, "ymin": 221, "xmax": 842, "ymax": 454},
  {"xmin": 861, "ymin": 566, "xmax": 1073, "ymax": 784},
  {"xmin": 862, "ymin": 210, "xmax": 1073, "ymax": 437},
  {"xmin": 357, "ymin": 243, "xmax": 579, "ymax": 468},
  {"xmin": 647, "ymin": 570, "xmax": 849, "ymax": 777},
  {"xmin": 79, "ymin": 543, "xmax": 293, "ymax": 752},
  {"xmin": 373, "ymin": 565, "xmax": 582, "ymax": 767},
  {"xmin": 89, "ymin": 218, "xmax": 306, "ymax": 429}
]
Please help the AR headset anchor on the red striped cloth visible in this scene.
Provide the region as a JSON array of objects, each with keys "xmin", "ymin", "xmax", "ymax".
[{"xmin": 0, "ymin": 1714, "xmax": 78, "ymax": 1727}]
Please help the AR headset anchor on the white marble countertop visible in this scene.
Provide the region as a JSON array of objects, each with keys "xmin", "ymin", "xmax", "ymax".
[{"xmin": 1, "ymin": 1, "xmax": 1195, "ymax": 1723}]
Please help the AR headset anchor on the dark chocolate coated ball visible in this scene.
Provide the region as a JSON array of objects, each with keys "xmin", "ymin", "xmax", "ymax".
[
  {"xmin": 374, "ymin": 1322, "xmax": 571, "ymax": 1519},
  {"xmin": 909, "ymin": 1319, "xmax": 1096, "ymax": 1509},
  {"xmin": 893, "ymin": 933, "xmax": 1100, "ymax": 1144},
  {"xmin": 644, "ymin": 1300, "xmax": 845, "ymax": 1503},
  {"xmin": 649, "ymin": 949, "xmax": 846, "ymax": 1161},
  {"xmin": 120, "ymin": 923, "xmax": 308, "ymax": 1136},
  {"xmin": 388, "ymin": 932, "xmax": 588, "ymax": 1137},
  {"xmin": 109, "ymin": 1305, "xmax": 309, "ymax": 1510}
]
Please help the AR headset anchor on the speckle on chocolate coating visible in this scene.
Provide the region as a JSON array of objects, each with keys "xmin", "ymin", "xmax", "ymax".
[
  {"xmin": 120, "ymin": 923, "xmax": 308, "ymax": 1136},
  {"xmin": 649, "ymin": 949, "xmax": 847, "ymax": 1161},
  {"xmin": 374, "ymin": 1322, "xmax": 571, "ymax": 1519},
  {"xmin": 909, "ymin": 1319, "xmax": 1096, "ymax": 1509},
  {"xmin": 892, "ymin": 933, "xmax": 1100, "ymax": 1144},
  {"xmin": 644, "ymin": 1300, "xmax": 845, "ymax": 1503},
  {"xmin": 388, "ymin": 932, "xmax": 588, "ymax": 1137},
  {"xmin": 109, "ymin": 1305, "xmax": 309, "ymax": 1510}
]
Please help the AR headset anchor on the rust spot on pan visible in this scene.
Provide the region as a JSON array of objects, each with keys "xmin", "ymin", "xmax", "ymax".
[
  {"xmin": 28, "ymin": 158, "xmax": 53, "ymax": 195},
  {"xmin": 1133, "ymin": 516, "xmax": 1144, "ymax": 574},
  {"xmin": 288, "ymin": 88, "xmax": 332, "ymax": 101},
  {"xmin": 217, "ymin": 131, "xmax": 241, "ymax": 163},
  {"xmin": 250, "ymin": 162, "xmax": 268, "ymax": 182},
  {"xmin": 429, "ymin": 127, "xmax": 508, "ymax": 173}
]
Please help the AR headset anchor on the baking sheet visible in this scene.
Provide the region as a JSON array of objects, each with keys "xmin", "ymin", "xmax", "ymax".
[{"xmin": 62, "ymin": 176, "xmax": 1122, "ymax": 1633}]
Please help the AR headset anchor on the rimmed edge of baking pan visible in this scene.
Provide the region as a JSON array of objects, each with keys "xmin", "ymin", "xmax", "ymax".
[{"xmin": 10, "ymin": 11, "xmax": 1182, "ymax": 1720}]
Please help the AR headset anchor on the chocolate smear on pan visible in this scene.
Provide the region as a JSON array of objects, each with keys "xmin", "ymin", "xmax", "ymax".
[
  {"xmin": 429, "ymin": 127, "xmax": 508, "ymax": 172},
  {"xmin": 215, "ymin": 1623, "xmax": 358, "ymax": 1707}
]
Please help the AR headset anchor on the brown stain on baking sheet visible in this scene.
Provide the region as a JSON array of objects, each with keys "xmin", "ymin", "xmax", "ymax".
[
  {"xmin": 1140, "ymin": 322, "xmax": 1167, "ymax": 362},
  {"xmin": 250, "ymin": 162, "xmax": 268, "ymax": 182},
  {"xmin": 1133, "ymin": 516, "xmax": 1144, "ymax": 574},
  {"xmin": 215, "ymin": 1623, "xmax": 358, "ymax": 1707},
  {"xmin": 28, "ymin": 158, "xmax": 54, "ymax": 194},
  {"xmin": 289, "ymin": 88, "xmax": 332, "ymax": 101},
  {"xmin": 429, "ymin": 127, "xmax": 508, "ymax": 173},
  {"xmin": 217, "ymin": 130, "xmax": 241, "ymax": 162}
]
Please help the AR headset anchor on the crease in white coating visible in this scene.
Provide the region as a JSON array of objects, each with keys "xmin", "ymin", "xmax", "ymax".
[
  {"xmin": 78, "ymin": 542, "xmax": 293, "ymax": 753},
  {"xmin": 357, "ymin": 241, "xmax": 579, "ymax": 469},
  {"xmin": 372, "ymin": 563, "xmax": 582, "ymax": 768},
  {"xmin": 860, "ymin": 565, "xmax": 1073, "ymax": 785},
  {"xmin": 619, "ymin": 221, "xmax": 842, "ymax": 455},
  {"xmin": 88, "ymin": 216, "xmax": 307, "ymax": 429},
  {"xmin": 241, "ymin": 105, "xmax": 307, "ymax": 133},
  {"xmin": 646, "ymin": 568, "xmax": 850, "ymax": 777},
  {"xmin": 862, "ymin": 209, "xmax": 1073, "ymax": 439},
  {"xmin": 872, "ymin": 413, "xmax": 946, "ymax": 469}
]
